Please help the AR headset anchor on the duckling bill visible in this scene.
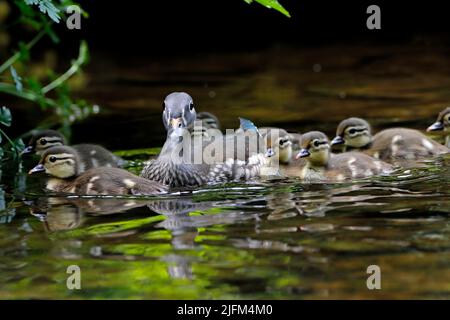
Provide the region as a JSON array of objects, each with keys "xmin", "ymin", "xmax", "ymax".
[
  {"xmin": 427, "ymin": 107, "xmax": 450, "ymax": 147},
  {"xmin": 29, "ymin": 146, "xmax": 167, "ymax": 196}
]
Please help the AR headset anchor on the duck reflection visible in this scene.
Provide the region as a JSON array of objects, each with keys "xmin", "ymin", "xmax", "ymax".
[
  {"xmin": 25, "ymin": 194, "xmax": 268, "ymax": 280},
  {"xmin": 148, "ymin": 196, "xmax": 266, "ymax": 279},
  {"xmin": 26, "ymin": 196, "xmax": 157, "ymax": 231}
]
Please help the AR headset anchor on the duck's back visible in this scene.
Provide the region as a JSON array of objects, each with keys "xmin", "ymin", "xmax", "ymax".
[
  {"xmin": 328, "ymin": 152, "xmax": 393, "ymax": 180},
  {"xmin": 73, "ymin": 144, "xmax": 123, "ymax": 170},
  {"xmin": 369, "ymin": 128, "xmax": 448, "ymax": 160},
  {"xmin": 73, "ymin": 167, "xmax": 167, "ymax": 195}
]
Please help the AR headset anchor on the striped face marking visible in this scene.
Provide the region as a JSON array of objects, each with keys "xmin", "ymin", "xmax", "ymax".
[
  {"xmin": 302, "ymin": 135, "xmax": 330, "ymax": 167},
  {"xmin": 43, "ymin": 153, "xmax": 77, "ymax": 178},
  {"xmin": 35, "ymin": 136, "xmax": 65, "ymax": 154},
  {"xmin": 344, "ymin": 126, "xmax": 371, "ymax": 148}
]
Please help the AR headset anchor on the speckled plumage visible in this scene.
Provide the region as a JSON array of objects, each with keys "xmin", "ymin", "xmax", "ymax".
[
  {"xmin": 29, "ymin": 146, "xmax": 167, "ymax": 196},
  {"xmin": 140, "ymin": 92, "xmax": 271, "ymax": 188},
  {"xmin": 296, "ymin": 131, "xmax": 393, "ymax": 182}
]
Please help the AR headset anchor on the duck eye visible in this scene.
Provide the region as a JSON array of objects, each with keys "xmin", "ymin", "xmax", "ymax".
[
  {"xmin": 348, "ymin": 129, "xmax": 356, "ymax": 135},
  {"xmin": 189, "ymin": 102, "xmax": 194, "ymax": 111},
  {"xmin": 279, "ymin": 139, "xmax": 284, "ymax": 146},
  {"xmin": 40, "ymin": 139, "xmax": 47, "ymax": 145},
  {"xmin": 49, "ymin": 156, "xmax": 56, "ymax": 163},
  {"xmin": 313, "ymin": 140, "xmax": 320, "ymax": 147}
]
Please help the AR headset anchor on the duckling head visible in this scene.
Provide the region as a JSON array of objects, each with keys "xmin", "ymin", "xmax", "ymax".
[
  {"xmin": 162, "ymin": 92, "xmax": 197, "ymax": 133},
  {"xmin": 28, "ymin": 146, "xmax": 81, "ymax": 179},
  {"xmin": 331, "ymin": 117, "xmax": 372, "ymax": 148},
  {"xmin": 263, "ymin": 128, "xmax": 293, "ymax": 165},
  {"xmin": 22, "ymin": 130, "xmax": 66, "ymax": 156},
  {"xmin": 296, "ymin": 131, "xmax": 330, "ymax": 167},
  {"xmin": 427, "ymin": 107, "xmax": 450, "ymax": 132}
]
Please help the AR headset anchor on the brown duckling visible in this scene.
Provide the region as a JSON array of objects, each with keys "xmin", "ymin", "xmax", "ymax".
[
  {"xmin": 331, "ymin": 117, "xmax": 448, "ymax": 161},
  {"xmin": 427, "ymin": 107, "xmax": 450, "ymax": 147},
  {"xmin": 28, "ymin": 146, "xmax": 167, "ymax": 196},
  {"xmin": 22, "ymin": 129, "xmax": 123, "ymax": 170},
  {"xmin": 296, "ymin": 131, "xmax": 393, "ymax": 182}
]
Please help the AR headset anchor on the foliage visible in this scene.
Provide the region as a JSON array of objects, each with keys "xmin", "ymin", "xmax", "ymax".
[
  {"xmin": 24, "ymin": 0, "xmax": 61, "ymax": 23},
  {"xmin": 0, "ymin": 0, "xmax": 95, "ymax": 169},
  {"xmin": 243, "ymin": 0, "xmax": 291, "ymax": 17}
]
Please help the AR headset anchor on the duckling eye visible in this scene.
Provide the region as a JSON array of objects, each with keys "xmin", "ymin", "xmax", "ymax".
[
  {"xmin": 348, "ymin": 128, "xmax": 356, "ymax": 135},
  {"xmin": 189, "ymin": 102, "xmax": 194, "ymax": 112},
  {"xmin": 40, "ymin": 139, "xmax": 47, "ymax": 145},
  {"xmin": 445, "ymin": 114, "xmax": 450, "ymax": 122},
  {"xmin": 49, "ymin": 156, "xmax": 56, "ymax": 163},
  {"xmin": 313, "ymin": 140, "xmax": 320, "ymax": 147},
  {"xmin": 279, "ymin": 139, "xmax": 284, "ymax": 146}
]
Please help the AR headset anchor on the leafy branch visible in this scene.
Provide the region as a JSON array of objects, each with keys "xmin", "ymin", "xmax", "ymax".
[
  {"xmin": 0, "ymin": 0, "xmax": 95, "ymax": 167},
  {"xmin": 243, "ymin": 0, "xmax": 291, "ymax": 17}
]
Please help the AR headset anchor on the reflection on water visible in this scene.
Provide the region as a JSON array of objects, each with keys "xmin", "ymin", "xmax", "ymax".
[
  {"xmin": 1, "ymin": 157, "xmax": 450, "ymax": 299},
  {"xmin": 2, "ymin": 46, "xmax": 450, "ymax": 299}
]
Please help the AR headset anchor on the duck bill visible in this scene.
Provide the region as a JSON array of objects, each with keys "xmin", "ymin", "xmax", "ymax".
[
  {"xmin": 28, "ymin": 164, "xmax": 45, "ymax": 175},
  {"xmin": 295, "ymin": 149, "xmax": 310, "ymax": 159},
  {"xmin": 330, "ymin": 136, "xmax": 345, "ymax": 146},
  {"xmin": 427, "ymin": 122, "xmax": 444, "ymax": 132},
  {"xmin": 21, "ymin": 146, "xmax": 34, "ymax": 155},
  {"xmin": 265, "ymin": 148, "xmax": 275, "ymax": 158},
  {"xmin": 170, "ymin": 117, "xmax": 184, "ymax": 129}
]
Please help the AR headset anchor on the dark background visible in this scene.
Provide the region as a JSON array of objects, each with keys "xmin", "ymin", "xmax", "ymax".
[
  {"xmin": 35, "ymin": 0, "xmax": 450, "ymax": 55},
  {"xmin": 4, "ymin": 0, "xmax": 450, "ymax": 148}
]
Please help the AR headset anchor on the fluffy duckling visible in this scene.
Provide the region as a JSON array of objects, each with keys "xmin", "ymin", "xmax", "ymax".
[
  {"xmin": 427, "ymin": 107, "xmax": 450, "ymax": 147},
  {"xmin": 29, "ymin": 146, "xmax": 167, "ymax": 195},
  {"xmin": 22, "ymin": 129, "xmax": 123, "ymax": 170},
  {"xmin": 260, "ymin": 127, "xmax": 295, "ymax": 165},
  {"xmin": 296, "ymin": 131, "xmax": 393, "ymax": 182},
  {"xmin": 331, "ymin": 117, "xmax": 448, "ymax": 161}
]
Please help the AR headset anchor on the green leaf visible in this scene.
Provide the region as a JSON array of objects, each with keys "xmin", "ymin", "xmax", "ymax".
[
  {"xmin": 24, "ymin": 0, "xmax": 61, "ymax": 23},
  {"xmin": 18, "ymin": 42, "xmax": 31, "ymax": 62},
  {"xmin": 10, "ymin": 66, "xmax": 23, "ymax": 92},
  {"xmin": 244, "ymin": 0, "xmax": 291, "ymax": 17},
  {"xmin": 13, "ymin": 138, "xmax": 26, "ymax": 154},
  {"xmin": 0, "ymin": 106, "xmax": 12, "ymax": 127}
]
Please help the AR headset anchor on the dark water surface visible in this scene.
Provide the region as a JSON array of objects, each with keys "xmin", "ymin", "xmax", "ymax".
[{"xmin": 1, "ymin": 45, "xmax": 450, "ymax": 299}]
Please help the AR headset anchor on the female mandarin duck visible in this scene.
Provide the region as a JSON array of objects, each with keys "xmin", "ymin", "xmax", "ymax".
[{"xmin": 140, "ymin": 92, "xmax": 272, "ymax": 188}]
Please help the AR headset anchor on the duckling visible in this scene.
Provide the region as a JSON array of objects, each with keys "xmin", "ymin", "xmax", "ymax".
[
  {"xmin": 22, "ymin": 129, "xmax": 123, "ymax": 170},
  {"xmin": 196, "ymin": 111, "xmax": 221, "ymax": 130},
  {"xmin": 427, "ymin": 107, "xmax": 450, "ymax": 147},
  {"xmin": 331, "ymin": 117, "xmax": 448, "ymax": 161},
  {"xmin": 28, "ymin": 146, "xmax": 167, "ymax": 195},
  {"xmin": 295, "ymin": 131, "xmax": 393, "ymax": 182},
  {"xmin": 140, "ymin": 92, "xmax": 271, "ymax": 188},
  {"xmin": 260, "ymin": 127, "xmax": 295, "ymax": 165}
]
